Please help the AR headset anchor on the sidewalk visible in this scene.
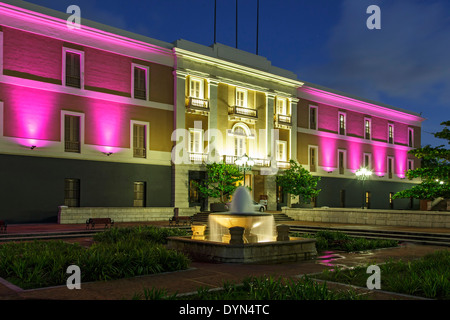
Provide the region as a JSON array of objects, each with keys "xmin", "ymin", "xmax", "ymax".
[{"xmin": 0, "ymin": 219, "xmax": 448, "ymax": 300}]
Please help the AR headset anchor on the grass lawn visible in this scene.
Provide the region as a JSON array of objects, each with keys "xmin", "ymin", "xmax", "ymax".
[
  {"xmin": 0, "ymin": 226, "xmax": 190, "ymax": 289},
  {"xmin": 314, "ymin": 250, "xmax": 450, "ymax": 299}
]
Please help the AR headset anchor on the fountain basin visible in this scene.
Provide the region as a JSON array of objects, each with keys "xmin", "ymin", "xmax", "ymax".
[{"xmin": 166, "ymin": 236, "xmax": 317, "ymax": 264}]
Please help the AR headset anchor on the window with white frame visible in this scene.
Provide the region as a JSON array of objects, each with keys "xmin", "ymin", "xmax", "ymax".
[
  {"xmin": 387, "ymin": 156, "xmax": 394, "ymax": 179},
  {"xmin": 407, "ymin": 159, "xmax": 414, "ymax": 171},
  {"xmin": 364, "ymin": 118, "xmax": 372, "ymax": 140},
  {"xmin": 388, "ymin": 124, "xmax": 394, "ymax": 144},
  {"xmin": 309, "ymin": 146, "xmax": 318, "ymax": 172},
  {"xmin": 277, "ymin": 98, "xmax": 287, "ymax": 115},
  {"xmin": 236, "ymin": 88, "xmax": 247, "ymax": 107},
  {"xmin": 338, "ymin": 112, "xmax": 346, "ymax": 135},
  {"xmin": 63, "ymin": 47, "xmax": 84, "ymax": 89},
  {"xmin": 309, "ymin": 105, "xmax": 318, "ymax": 130},
  {"xmin": 189, "ymin": 77, "xmax": 204, "ymax": 99},
  {"xmin": 131, "ymin": 121, "xmax": 149, "ymax": 158},
  {"xmin": 408, "ymin": 128, "xmax": 414, "ymax": 147},
  {"xmin": 234, "ymin": 126, "xmax": 247, "ymax": 157},
  {"xmin": 132, "ymin": 63, "xmax": 149, "ymax": 100},
  {"xmin": 338, "ymin": 149, "xmax": 346, "ymax": 174},
  {"xmin": 61, "ymin": 110, "xmax": 84, "ymax": 154},
  {"xmin": 363, "ymin": 153, "xmax": 372, "ymax": 169},
  {"xmin": 276, "ymin": 140, "xmax": 287, "ymax": 162},
  {"xmin": 189, "ymin": 129, "xmax": 203, "ymax": 154}
]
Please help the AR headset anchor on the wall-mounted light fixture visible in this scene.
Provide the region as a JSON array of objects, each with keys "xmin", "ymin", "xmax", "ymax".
[
  {"xmin": 30, "ymin": 145, "xmax": 37, "ymax": 150},
  {"xmin": 103, "ymin": 152, "xmax": 113, "ymax": 156}
]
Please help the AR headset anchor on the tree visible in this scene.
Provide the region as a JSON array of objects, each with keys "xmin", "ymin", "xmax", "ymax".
[
  {"xmin": 193, "ymin": 162, "xmax": 243, "ymax": 203},
  {"xmin": 276, "ymin": 159, "xmax": 321, "ymax": 205},
  {"xmin": 393, "ymin": 121, "xmax": 450, "ymax": 200}
]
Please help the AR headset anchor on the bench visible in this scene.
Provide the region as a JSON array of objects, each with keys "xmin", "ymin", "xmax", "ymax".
[
  {"xmin": 86, "ymin": 218, "xmax": 114, "ymax": 229},
  {"xmin": 169, "ymin": 208, "xmax": 192, "ymax": 226},
  {"xmin": 0, "ymin": 221, "xmax": 6, "ymax": 233}
]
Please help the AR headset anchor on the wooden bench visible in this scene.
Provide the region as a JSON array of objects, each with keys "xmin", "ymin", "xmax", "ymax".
[
  {"xmin": 0, "ymin": 221, "xmax": 6, "ymax": 233},
  {"xmin": 86, "ymin": 218, "xmax": 114, "ymax": 230},
  {"xmin": 169, "ymin": 208, "xmax": 192, "ymax": 226}
]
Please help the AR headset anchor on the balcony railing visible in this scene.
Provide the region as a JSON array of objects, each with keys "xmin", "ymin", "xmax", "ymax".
[
  {"xmin": 223, "ymin": 155, "xmax": 271, "ymax": 167},
  {"xmin": 187, "ymin": 97, "xmax": 209, "ymax": 112},
  {"xmin": 277, "ymin": 114, "xmax": 291, "ymax": 125},
  {"xmin": 189, "ymin": 152, "xmax": 208, "ymax": 163},
  {"xmin": 133, "ymin": 147, "xmax": 147, "ymax": 158},
  {"xmin": 229, "ymin": 106, "xmax": 258, "ymax": 119},
  {"xmin": 65, "ymin": 141, "xmax": 80, "ymax": 153},
  {"xmin": 276, "ymin": 161, "xmax": 291, "ymax": 169}
]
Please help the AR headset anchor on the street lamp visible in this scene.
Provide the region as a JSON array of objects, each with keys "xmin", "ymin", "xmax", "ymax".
[
  {"xmin": 356, "ymin": 167, "xmax": 373, "ymax": 209},
  {"xmin": 235, "ymin": 154, "xmax": 254, "ymax": 187}
]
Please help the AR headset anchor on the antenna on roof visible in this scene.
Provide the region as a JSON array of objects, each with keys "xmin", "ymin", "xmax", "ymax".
[
  {"xmin": 214, "ymin": 0, "xmax": 217, "ymax": 44},
  {"xmin": 236, "ymin": 0, "xmax": 238, "ymax": 48},
  {"xmin": 256, "ymin": 0, "xmax": 259, "ymax": 55}
]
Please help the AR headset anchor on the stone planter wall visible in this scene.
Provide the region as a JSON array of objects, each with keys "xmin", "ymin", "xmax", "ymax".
[
  {"xmin": 282, "ymin": 207, "xmax": 450, "ymax": 228},
  {"xmin": 58, "ymin": 206, "xmax": 199, "ymax": 224}
]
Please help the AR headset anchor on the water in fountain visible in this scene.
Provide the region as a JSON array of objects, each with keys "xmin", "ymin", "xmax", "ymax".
[{"xmin": 208, "ymin": 187, "xmax": 276, "ymax": 243}]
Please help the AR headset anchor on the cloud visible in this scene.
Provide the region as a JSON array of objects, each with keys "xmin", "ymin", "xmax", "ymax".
[{"xmin": 302, "ymin": 0, "xmax": 450, "ymax": 108}]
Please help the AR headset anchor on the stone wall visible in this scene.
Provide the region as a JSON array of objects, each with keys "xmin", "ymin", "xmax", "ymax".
[
  {"xmin": 58, "ymin": 206, "xmax": 199, "ymax": 224},
  {"xmin": 282, "ymin": 207, "xmax": 450, "ymax": 228}
]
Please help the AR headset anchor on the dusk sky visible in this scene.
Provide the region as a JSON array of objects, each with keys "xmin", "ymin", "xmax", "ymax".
[{"xmin": 23, "ymin": 0, "xmax": 450, "ymax": 147}]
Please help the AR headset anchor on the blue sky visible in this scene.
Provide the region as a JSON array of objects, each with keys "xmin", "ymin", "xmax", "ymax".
[{"xmin": 23, "ymin": 0, "xmax": 450, "ymax": 147}]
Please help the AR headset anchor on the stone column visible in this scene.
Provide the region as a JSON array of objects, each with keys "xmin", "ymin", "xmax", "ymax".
[
  {"xmin": 207, "ymin": 77, "xmax": 221, "ymax": 162},
  {"xmin": 172, "ymin": 69, "xmax": 190, "ymax": 208},
  {"xmin": 229, "ymin": 226, "xmax": 245, "ymax": 245},
  {"xmin": 290, "ymin": 97, "xmax": 299, "ymax": 162},
  {"xmin": 265, "ymin": 92, "xmax": 276, "ymax": 158},
  {"xmin": 276, "ymin": 224, "xmax": 290, "ymax": 241}
]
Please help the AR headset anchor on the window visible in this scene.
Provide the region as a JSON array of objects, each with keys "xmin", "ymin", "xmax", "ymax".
[
  {"xmin": 236, "ymin": 88, "xmax": 247, "ymax": 107},
  {"xmin": 309, "ymin": 106, "xmax": 318, "ymax": 130},
  {"xmin": 364, "ymin": 153, "xmax": 372, "ymax": 169},
  {"xmin": 133, "ymin": 182, "xmax": 146, "ymax": 207},
  {"xmin": 276, "ymin": 140, "xmax": 287, "ymax": 162},
  {"xmin": 338, "ymin": 112, "xmax": 346, "ymax": 135},
  {"xmin": 340, "ymin": 190, "xmax": 346, "ymax": 208},
  {"xmin": 408, "ymin": 128, "xmax": 414, "ymax": 147},
  {"xmin": 365, "ymin": 191, "xmax": 371, "ymax": 209},
  {"xmin": 64, "ymin": 115, "xmax": 80, "ymax": 153},
  {"xmin": 309, "ymin": 146, "xmax": 318, "ymax": 172},
  {"xmin": 133, "ymin": 65, "xmax": 148, "ymax": 100},
  {"xmin": 388, "ymin": 124, "xmax": 394, "ymax": 144},
  {"xmin": 277, "ymin": 98, "xmax": 287, "ymax": 115},
  {"xmin": 189, "ymin": 129, "xmax": 203, "ymax": 154},
  {"xmin": 388, "ymin": 156, "xmax": 394, "ymax": 179},
  {"xmin": 64, "ymin": 178, "xmax": 80, "ymax": 207},
  {"xmin": 64, "ymin": 49, "xmax": 83, "ymax": 88},
  {"xmin": 338, "ymin": 150, "xmax": 346, "ymax": 174},
  {"xmin": 408, "ymin": 159, "xmax": 414, "ymax": 171},
  {"xmin": 189, "ymin": 77, "xmax": 204, "ymax": 99},
  {"xmin": 234, "ymin": 129, "xmax": 246, "ymax": 157},
  {"xmin": 364, "ymin": 118, "xmax": 371, "ymax": 140},
  {"xmin": 389, "ymin": 192, "xmax": 394, "ymax": 209},
  {"xmin": 133, "ymin": 123, "xmax": 147, "ymax": 158}
]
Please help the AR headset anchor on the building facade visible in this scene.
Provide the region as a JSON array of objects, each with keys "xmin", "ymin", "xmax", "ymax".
[{"xmin": 0, "ymin": 1, "xmax": 424, "ymax": 223}]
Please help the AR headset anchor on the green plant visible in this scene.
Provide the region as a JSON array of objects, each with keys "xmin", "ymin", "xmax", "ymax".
[{"xmin": 276, "ymin": 159, "xmax": 321, "ymax": 205}]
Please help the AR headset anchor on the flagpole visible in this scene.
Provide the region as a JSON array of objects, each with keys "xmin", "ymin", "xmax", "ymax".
[
  {"xmin": 236, "ymin": 0, "xmax": 238, "ymax": 48},
  {"xmin": 214, "ymin": 0, "xmax": 217, "ymax": 44},
  {"xmin": 256, "ymin": 0, "xmax": 259, "ymax": 55}
]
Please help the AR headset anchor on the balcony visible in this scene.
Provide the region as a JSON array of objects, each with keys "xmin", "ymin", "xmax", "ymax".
[
  {"xmin": 275, "ymin": 114, "xmax": 292, "ymax": 129},
  {"xmin": 186, "ymin": 97, "xmax": 209, "ymax": 115},
  {"xmin": 228, "ymin": 106, "xmax": 258, "ymax": 123},
  {"xmin": 276, "ymin": 161, "xmax": 291, "ymax": 169},
  {"xmin": 189, "ymin": 152, "xmax": 208, "ymax": 163},
  {"xmin": 223, "ymin": 155, "xmax": 271, "ymax": 167}
]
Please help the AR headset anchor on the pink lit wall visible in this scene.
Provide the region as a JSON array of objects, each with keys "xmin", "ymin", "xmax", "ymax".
[
  {"xmin": 84, "ymin": 47, "xmax": 132, "ymax": 95},
  {"xmin": 3, "ymin": 27, "xmax": 62, "ymax": 82}
]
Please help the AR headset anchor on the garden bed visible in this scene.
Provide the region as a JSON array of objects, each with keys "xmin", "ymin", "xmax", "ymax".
[{"xmin": 0, "ymin": 226, "xmax": 190, "ymax": 289}]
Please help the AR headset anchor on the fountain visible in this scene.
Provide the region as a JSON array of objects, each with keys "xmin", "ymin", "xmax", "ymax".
[{"xmin": 167, "ymin": 187, "xmax": 317, "ymax": 264}]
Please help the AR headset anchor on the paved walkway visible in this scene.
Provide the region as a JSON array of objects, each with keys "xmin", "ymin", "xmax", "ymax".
[{"xmin": 0, "ymin": 219, "xmax": 448, "ymax": 300}]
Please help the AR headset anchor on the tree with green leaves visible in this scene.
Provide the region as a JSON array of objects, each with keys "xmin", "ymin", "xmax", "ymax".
[
  {"xmin": 193, "ymin": 162, "xmax": 243, "ymax": 203},
  {"xmin": 276, "ymin": 159, "xmax": 321, "ymax": 205},
  {"xmin": 393, "ymin": 121, "xmax": 449, "ymax": 200}
]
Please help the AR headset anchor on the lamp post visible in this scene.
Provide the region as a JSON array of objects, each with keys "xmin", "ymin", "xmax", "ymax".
[
  {"xmin": 235, "ymin": 154, "xmax": 254, "ymax": 187},
  {"xmin": 356, "ymin": 167, "xmax": 373, "ymax": 209}
]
